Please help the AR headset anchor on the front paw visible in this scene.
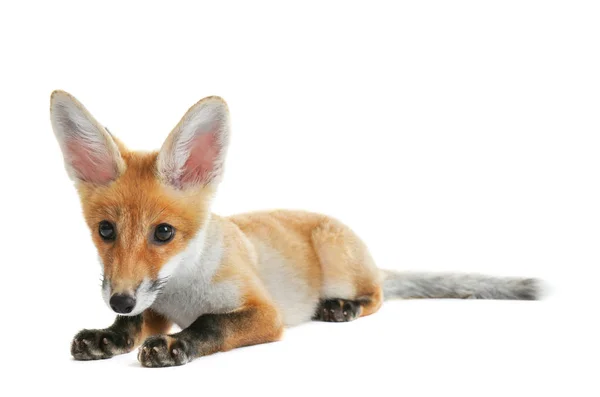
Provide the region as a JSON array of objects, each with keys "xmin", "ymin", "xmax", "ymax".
[
  {"xmin": 138, "ymin": 335, "xmax": 191, "ymax": 367},
  {"xmin": 71, "ymin": 329, "xmax": 133, "ymax": 360}
]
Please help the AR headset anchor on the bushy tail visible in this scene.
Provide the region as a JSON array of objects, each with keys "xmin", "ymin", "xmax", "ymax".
[{"xmin": 381, "ymin": 271, "xmax": 541, "ymax": 300}]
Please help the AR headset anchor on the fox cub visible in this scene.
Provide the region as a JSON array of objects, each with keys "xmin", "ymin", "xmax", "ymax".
[{"xmin": 50, "ymin": 91, "xmax": 540, "ymax": 367}]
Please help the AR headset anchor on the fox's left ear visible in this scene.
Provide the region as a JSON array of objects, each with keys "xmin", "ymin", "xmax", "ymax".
[{"xmin": 157, "ymin": 96, "xmax": 230, "ymax": 190}]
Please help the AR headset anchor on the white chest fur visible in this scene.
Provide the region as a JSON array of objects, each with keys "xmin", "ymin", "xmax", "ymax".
[{"xmin": 150, "ymin": 218, "xmax": 241, "ymax": 329}]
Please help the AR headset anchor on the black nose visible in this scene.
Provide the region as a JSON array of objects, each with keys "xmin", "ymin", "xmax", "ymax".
[{"xmin": 109, "ymin": 294, "xmax": 136, "ymax": 314}]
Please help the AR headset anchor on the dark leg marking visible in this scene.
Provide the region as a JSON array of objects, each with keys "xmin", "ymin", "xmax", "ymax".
[
  {"xmin": 71, "ymin": 315, "xmax": 142, "ymax": 360},
  {"xmin": 139, "ymin": 309, "xmax": 251, "ymax": 367},
  {"xmin": 138, "ymin": 306, "xmax": 283, "ymax": 367},
  {"xmin": 313, "ymin": 299, "xmax": 361, "ymax": 322}
]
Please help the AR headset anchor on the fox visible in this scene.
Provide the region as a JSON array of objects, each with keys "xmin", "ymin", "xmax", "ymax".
[{"xmin": 50, "ymin": 90, "xmax": 541, "ymax": 367}]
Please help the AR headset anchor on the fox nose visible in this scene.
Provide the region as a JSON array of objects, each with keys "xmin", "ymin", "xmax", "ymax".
[{"xmin": 109, "ymin": 294, "xmax": 136, "ymax": 314}]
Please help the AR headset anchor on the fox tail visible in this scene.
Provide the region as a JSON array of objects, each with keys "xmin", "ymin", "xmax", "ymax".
[{"xmin": 381, "ymin": 271, "xmax": 542, "ymax": 301}]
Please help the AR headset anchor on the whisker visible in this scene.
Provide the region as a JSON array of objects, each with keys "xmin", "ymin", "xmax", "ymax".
[{"xmin": 149, "ymin": 276, "xmax": 171, "ymax": 293}]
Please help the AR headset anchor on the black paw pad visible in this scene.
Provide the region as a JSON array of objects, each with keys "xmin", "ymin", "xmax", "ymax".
[
  {"xmin": 71, "ymin": 329, "xmax": 131, "ymax": 361},
  {"xmin": 313, "ymin": 299, "xmax": 361, "ymax": 322},
  {"xmin": 138, "ymin": 336, "xmax": 191, "ymax": 367}
]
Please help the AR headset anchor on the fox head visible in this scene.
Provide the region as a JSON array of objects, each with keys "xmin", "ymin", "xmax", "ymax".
[{"xmin": 50, "ymin": 91, "xmax": 230, "ymax": 316}]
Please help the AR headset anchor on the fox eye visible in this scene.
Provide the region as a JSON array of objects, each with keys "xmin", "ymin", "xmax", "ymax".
[
  {"xmin": 154, "ymin": 223, "xmax": 175, "ymax": 243},
  {"xmin": 98, "ymin": 221, "xmax": 116, "ymax": 241}
]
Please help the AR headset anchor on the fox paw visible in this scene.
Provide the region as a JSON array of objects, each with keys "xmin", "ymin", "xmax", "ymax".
[
  {"xmin": 71, "ymin": 329, "xmax": 133, "ymax": 360},
  {"xmin": 138, "ymin": 336, "xmax": 192, "ymax": 367},
  {"xmin": 314, "ymin": 299, "xmax": 361, "ymax": 322}
]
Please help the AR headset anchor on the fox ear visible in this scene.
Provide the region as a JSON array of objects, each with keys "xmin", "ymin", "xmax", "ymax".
[
  {"xmin": 50, "ymin": 91, "xmax": 125, "ymax": 185},
  {"xmin": 157, "ymin": 96, "xmax": 230, "ymax": 190}
]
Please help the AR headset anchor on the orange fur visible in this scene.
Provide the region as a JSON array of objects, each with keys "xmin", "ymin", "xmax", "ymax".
[
  {"xmin": 141, "ymin": 310, "xmax": 173, "ymax": 341},
  {"xmin": 78, "ymin": 150, "xmax": 214, "ymax": 294},
  {"xmin": 78, "ymin": 151, "xmax": 383, "ymax": 338},
  {"xmin": 53, "ymin": 90, "xmax": 385, "ymax": 366}
]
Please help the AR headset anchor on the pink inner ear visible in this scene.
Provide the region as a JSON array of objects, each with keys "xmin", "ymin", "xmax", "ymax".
[
  {"xmin": 181, "ymin": 131, "xmax": 219, "ymax": 186},
  {"xmin": 67, "ymin": 140, "xmax": 116, "ymax": 184}
]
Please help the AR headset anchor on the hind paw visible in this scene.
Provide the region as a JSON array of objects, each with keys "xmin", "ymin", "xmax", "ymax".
[{"xmin": 313, "ymin": 299, "xmax": 361, "ymax": 322}]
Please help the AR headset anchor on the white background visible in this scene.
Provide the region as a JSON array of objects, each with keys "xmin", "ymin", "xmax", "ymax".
[{"xmin": 1, "ymin": 1, "xmax": 598, "ymax": 396}]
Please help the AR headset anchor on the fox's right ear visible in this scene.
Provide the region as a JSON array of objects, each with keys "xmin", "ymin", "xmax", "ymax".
[{"xmin": 50, "ymin": 91, "xmax": 125, "ymax": 185}]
